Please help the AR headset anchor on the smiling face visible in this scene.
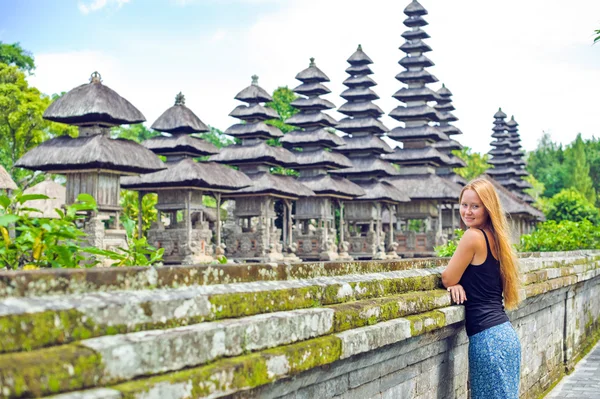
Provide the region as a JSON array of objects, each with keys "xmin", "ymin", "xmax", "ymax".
[{"xmin": 460, "ymin": 189, "xmax": 489, "ymax": 229}]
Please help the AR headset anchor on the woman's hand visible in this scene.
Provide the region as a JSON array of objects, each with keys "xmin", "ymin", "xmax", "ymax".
[{"xmin": 447, "ymin": 284, "xmax": 467, "ymax": 304}]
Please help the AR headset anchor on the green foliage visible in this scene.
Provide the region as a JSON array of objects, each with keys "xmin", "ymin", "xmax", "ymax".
[
  {"xmin": 196, "ymin": 126, "xmax": 236, "ymax": 149},
  {"xmin": 0, "ymin": 42, "xmax": 35, "ymax": 73},
  {"xmin": 407, "ymin": 219, "xmax": 424, "ymax": 232},
  {"xmin": 434, "ymin": 229, "xmax": 465, "ymax": 257},
  {"xmin": 565, "ymin": 134, "xmax": 596, "ymax": 204},
  {"xmin": 519, "ymin": 220, "xmax": 600, "ymax": 252},
  {"xmin": 120, "ymin": 190, "xmax": 158, "ymax": 238},
  {"xmin": 0, "ymin": 64, "xmax": 74, "ymax": 187},
  {"xmin": 452, "ymin": 147, "xmax": 490, "ymax": 181},
  {"xmin": 523, "ymin": 174, "xmax": 548, "ymax": 211},
  {"xmin": 86, "ymin": 215, "xmax": 164, "ymax": 267},
  {"xmin": 545, "ymin": 188, "xmax": 600, "ymax": 225},
  {"xmin": 265, "ymin": 86, "xmax": 298, "ymax": 135},
  {"xmin": 526, "ymin": 132, "xmax": 569, "ymax": 198},
  {"xmin": 111, "ymin": 124, "xmax": 159, "ymax": 143},
  {"xmin": 595, "ymin": 29, "xmax": 600, "ymax": 44},
  {"xmin": 0, "ymin": 192, "xmax": 97, "ymax": 269}
]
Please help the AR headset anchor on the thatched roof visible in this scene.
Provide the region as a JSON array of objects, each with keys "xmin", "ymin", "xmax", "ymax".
[
  {"xmin": 0, "ymin": 165, "xmax": 17, "ymax": 190},
  {"xmin": 341, "ymin": 87, "xmax": 379, "ymax": 101},
  {"xmin": 294, "ymin": 150, "xmax": 353, "ymax": 169},
  {"xmin": 121, "ymin": 158, "xmax": 251, "ymax": 192},
  {"xmin": 209, "ymin": 142, "xmax": 296, "ymax": 168},
  {"xmin": 439, "ymin": 124, "xmax": 462, "ymax": 136},
  {"xmin": 338, "ymin": 102, "xmax": 384, "ymax": 117},
  {"xmin": 229, "ymin": 104, "xmax": 279, "ymax": 121},
  {"xmin": 343, "ymin": 75, "xmax": 376, "ymax": 88},
  {"xmin": 280, "ymin": 129, "xmax": 344, "ymax": 149},
  {"xmin": 21, "ymin": 179, "xmax": 65, "ymax": 218},
  {"xmin": 399, "ymin": 55, "xmax": 434, "ymax": 69},
  {"xmin": 234, "ymin": 76, "xmax": 272, "ymax": 103},
  {"xmin": 494, "ymin": 108, "xmax": 507, "ymax": 119},
  {"xmin": 395, "ymin": 69, "xmax": 437, "ymax": 84},
  {"xmin": 295, "ymin": 58, "xmax": 330, "ymax": 83},
  {"xmin": 347, "ymin": 44, "xmax": 373, "ymax": 65},
  {"xmin": 332, "ymin": 157, "xmax": 399, "ymax": 177},
  {"xmin": 297, "ymin": 174, "xmax": 365, "ymax": 198},
  {"xmin": 353, "ymin": 180, "xmax": 410, "ymax": 203},
  {"xmin": 43, "ymin": 72, "xmax": 145, "ymax": 126},
  {"xmin": 224, "ymin": 122, "xmax": 283, "ymax": 139},
  {"xmin": 389, "ymin": 104, "xmax": 442, "ymax": 123},
  {"xmin": 401, "ymin": 27, "xmax": 430, "ymax": 41},
  {"xmin": 400, "ymin": 40, "xmax": 432, "ymax": 54},
  {"xmin": 403, "ymin": 15, "xmax": 427, "ymax": 28},
  {"xmin": 286, "ymin": 112, "xmax": 337, "ymax": 129},
  {"xmin": 481, "ymin": 175, "xmax": 544, "ymax": 220},
  {"xmin": 386, "ymin": 174, "xmax": 462, "ymax": 201},
  {"xmin": 404, "ymin": 0, "xmax": 427, "ymax": 16},
  {"xmin": 346, "ymin": 64, "xmax": 373, "ymax": 75},
  {"xmin": 392, "ymin": 87, "xmax": 441, "ymax": 103},
  {"xmin": 385, "ymin": 146, "xmax": 452, "ymax": 167},
  {"xmin": 290, "ymin": 97, "xmax": 335, "ymax": 112},
  {"xmin": 292, "ymin": 82, "xmax": 331, "ymax": 97},
  {"xmin": 225, "ymin": 172, "xmax": 314, "ymax": 199},
  {"xmin": 16, "ymin": 134, "xmax": 165, "ymax": 174},
  {"xmin": 336, "ymin": 135, "xmax": 393, "ymax": 154},
  {"xmin": 433, "ymin": 139, "xmax": 463, "ymax": 152},
  {"xmin": 336, "ymin": 117, "xmax": 388, "ymax": 135},
  {"xmin": 387, "ymin": 125, "xmax": 448, "ymax": 142},
  {"xmin": 150, "ymin": 93, "xmax": 209, "ymax": 134},
  {"xmin": 143, "ymin": 134, "xmax": 218, "ymax": 157}
]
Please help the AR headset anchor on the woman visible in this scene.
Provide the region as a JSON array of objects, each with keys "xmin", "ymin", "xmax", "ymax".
[{"xmin": 441, "ymin": 178, "xmax": 521, "ymax": 399}]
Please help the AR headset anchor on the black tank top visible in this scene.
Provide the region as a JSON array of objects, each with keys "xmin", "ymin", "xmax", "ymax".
[{"xmin": 459, "ymin": 228, "xmax": 509, "ymax": 337}]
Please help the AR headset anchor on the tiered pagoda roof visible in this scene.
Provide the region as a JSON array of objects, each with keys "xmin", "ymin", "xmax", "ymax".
[
  {"xmin": 384, "ymin": 0, "xmax": 462, "ymax": 201},
  {"xmin": 16, "ymin": 72, "xmax": 165, "ymax": 176},
  {"xmin": 283, "ymin": 58, "xmax": 364, "ymax": 199},
  {"xmin": 210, "ymin": 76, "xmax": 313, "ymax": 199},
  {"xmin": 333, "ymin": 45, "xmax": 408, "ymax": 204},
  {"xmin": 121, "ymin": 93, "xmax": 251, "ymax": 192},
  {"xmin": 485, "ymin": 109, "xmax": 533, "ymax": 202},
  {"xmin": 432, "ymin": 84, "xmax": 466, "ymax": 185}
]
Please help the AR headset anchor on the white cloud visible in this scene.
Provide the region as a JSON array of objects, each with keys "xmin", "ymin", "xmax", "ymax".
[{"xmin": 78, "ymin": 0, "xmax": 130, "ymax": 15}]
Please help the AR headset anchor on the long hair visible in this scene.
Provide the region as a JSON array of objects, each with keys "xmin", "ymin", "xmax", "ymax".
[{"xmin": 460, "ymin": 178, "xmax": 521, "ymax": 309}]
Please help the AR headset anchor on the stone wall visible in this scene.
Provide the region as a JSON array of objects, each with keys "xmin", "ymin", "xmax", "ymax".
[{"xmin": 0, "ymin": 250, "xmax": 598, "ymax": 399}]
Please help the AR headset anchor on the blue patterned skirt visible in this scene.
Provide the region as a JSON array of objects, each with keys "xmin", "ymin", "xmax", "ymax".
[{"xmin": 468, "ymin": 321, "xmax": 521, "ymax": 399}]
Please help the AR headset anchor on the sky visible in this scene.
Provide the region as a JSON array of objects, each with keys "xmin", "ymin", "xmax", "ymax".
[{"xmin": 1, "ymin": 0, "xmax": 599, "ymax": 154}]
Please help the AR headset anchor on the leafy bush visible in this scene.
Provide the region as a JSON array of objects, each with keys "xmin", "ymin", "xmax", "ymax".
[
  {"xmin": 545, "ymin": 188, "xmax": 600, "ymax": 225},
  {"xmin": 519, "ymin": 220, "xmax": 600, "ymax": 252},
  {"xmin": 435, "ymin": 229, "xmax": 465, "ymax": 257}
]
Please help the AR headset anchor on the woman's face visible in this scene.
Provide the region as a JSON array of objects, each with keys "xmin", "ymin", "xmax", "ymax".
[{"xmin": 460, "ymin": 189, "xmax": 489, "ymax": 229}]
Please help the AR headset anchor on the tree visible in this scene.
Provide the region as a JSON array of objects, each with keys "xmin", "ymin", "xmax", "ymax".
[
  {"xmin": 583, "ymin": 136, "xmax": 600, "ymax": 207},
  {"xmin": 265, "ymin": 86, "xmax": 298, "ymax": 144},
  {"xmin": 545, "ymin": 188, "xmax": 600, "ymax": 225},
  {"xmin": 452, "ymin": 147, "xmax": 490, "ymax": 181},
  {"xmin": 526, "ymin": 132, "xmax": 569, "ymax": 198},
  {"xmin": 0, "ymin": 64, "xmax": 71, "ymax": 186},
  {"xmin": 564, "ymin": 133, "xmax": 596, "ymax": 204},
  {"xmin": 0, "ymin": 42, "xmax": 35, "ymax": 74},
  {"xmin": 111, "ymin": 124, "xmax": 159, "ymax": 143},
  {"xmin": 523, "ymin": 174, "xmax": 548, "ymax": 212},
  {"xmin": 594, "ymin": 29, "xmax": 600, "ymax": 44},
  {"xmin": 196, "ymin": 126, "xmax": 235, "ymax": 149}
]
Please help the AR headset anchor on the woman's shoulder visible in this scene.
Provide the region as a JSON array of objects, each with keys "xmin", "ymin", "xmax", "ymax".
[{"xmin": 461, "ymin": 228, "xmax": 487, "ymax": 243}]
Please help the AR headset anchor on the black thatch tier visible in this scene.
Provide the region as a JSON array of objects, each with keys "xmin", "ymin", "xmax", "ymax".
[
  {"xmin": 43, "ymin": 73, "xmax": 145, "ymax": 126},
  {"xmin": 489, "ymin": 147, "xmax": 513, "ymax": 156},
  {"xmin": 483, "ymin": 176, "xmax": 543, "ymax": 219},
  {"xmin": 16, "ymin": 134, "xmax": 165, "ymax": 174},
  {"xmin": 404, "ymin": 16, "xmax": 428, "ymax": 28},
  {"xmin": 433, "ymin": 139, "xmax": 463, "ymax": 152},
  {"xmin": 494, "ymin": 108, "xmax": 507, "ymax": 119},
  {"xmin": 389, "ymin": 104, "xmax": 442, "ymax": 123},
  {"xmin": 297, "ymin": 174, "xmax": 364, "ymax": 199},
  {"xmin": 331, "ymin": 157, "xmax": 398, "ymax": 177},
  {"xmin": 401, "ymin": 28, "xmax": 430, "ymax": 41},
  {"xmin": 400, "ymin": 40, "xmax": 432, "ymax": 54},
  {"xmin": 295, "ymin": 58, "xmax": 330, "ymax": 83},
  {"xmin": 120, "ymin": 158, "xmax": 251, "ymax": 192},
  {"xmin": 347, "ymin": 45, "xmax": 373, "ymax": 65},
  {"xmin": 150, "ymin": 96, "xmax": 209, "ymax": 134},
  {"xmin": 519, "ymin": 193, "xmax": 535, "ymax": 204},
  {"xmin": 343, "ymin": 75, "xmax": 377, "ymax": 88},
  {"xmin": 437, "ymin": 85, "xmax": 452, "ymax": 98},
  {"xmin": 491, "ymin": 131, "xmax": 510, "ymax": 139},
  {"xmin": 387, "ymin": 125, "xmax": 448, "ymax": 142},
  {"xmin": 340, "ymin": 87, "xmax": 379, "ymax": 102},
  {"xmin": 291, "ymin": 97, "xmax": 336, "ymax": 112},
  {"xmin": 490, "ymin": 139, "xmax": 511, "ymax": 147},
  {"xmin": 488, "ymin": 157, "xmax": 516, "ymax": 166},
  {"xmin": 336, "ymin": 135, "xmax": 393, "ymax": 154},
  {"xmin": 292, "ymin": 82, "xmax": 331, "ymax": 97},
  {"xmin": 393, "ymin": 87, "xmax": 441, "ymax": 103},
  {"xmin": 143, "ymin": 134, "xmax": 218, "ymax": 157},
  {"xmin": 404, "ymin": 0, "xmax": 427, "ymax": 16},
  {"xmin": 486, "ymin": 167, "xmax": 518, "ymax": 176},
  {"xmin": 226, "ymin": 172, "xmax": 314, "ymax": 199},
  {"xmin": 346, "ymin": 64, "xmax": 373, "ymax": 75},
  {"xmin": 514, "ymin": 169, "xmax": 528, "ymax": 176},
  {"xmin": 492, "ymin": 123, "xmax": 507, "ymax": 132},
  {"xmin": 0, "ymin": 165, "xmax": 17, "ymax": 190},
  {"xmin": 280, "ymin": 129, "xmax": 344, "ymax": 149},
  {"xmin": 385, "ymin": 174, "xmax": 462, "ymax": 201},
  {"xmin": 438, "ymin": 112, "xmax": 458, "ymax": 123},
  {"xmin": 235, "ymin": 77, "xmax": 272, "ymax": 104},
  {"xmin": 435, "ymin": 102, "xmax": 455, "ymax": 113},
  {"xmin": 395, "ymin": 70, "xmax": 437, "ymax": 84},
  {"xmin": 399, "ymin": 55, "xmax": 434, "ymax": 69},
  {"xmin": 225, "ymin": 121, "xmax": 284, "ymax": 139},
  {"xmin": 285, "ymin": 112, "xmax": 337, "ymax": 129},
  {"xmin": 448, "ymin": 173, "xmax": 467, "ymax": 186},
  {"xmin": 353, "ymin": 179, "xmax": 410, "ymax": 203},
  {"xmin": 440, "ymin": 125, "xmax": 462, "ymax": 136},
  {"xmin": 293, "ymin": 150, "xmax": 353, "ymax": 169},
  {"xmin": 209, "ymin": 142, "xmax": 296, "ymax": 168},
  {"xmin": 494, "ymin": 178, "xmax": 520, "ymax": 187},
  {"xmin": 336, "ymin": 117, "xmax": 388, "ymax": 135},
  {"xmin": 444, "ymin": 155, "xmax": 467, "ymax": 168},
  {"xmin": 338, "ymin": 102, "xmax": 384, "ymax": 117},
  {"xmin": 384, "ymin": 146, "xmax": 452, "ymax": 167},
  {"xmin": 229, "ymin": 104, "xmax": 279, "ymax": 121},
  {"xmin": 506, "ymin": 118, "xmax": 519, "ymax": 129}
]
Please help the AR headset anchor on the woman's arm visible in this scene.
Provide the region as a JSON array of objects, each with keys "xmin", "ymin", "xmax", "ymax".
[{"xmin": 441, "ymin": 229, "xmax": 479, "ymax": 288}]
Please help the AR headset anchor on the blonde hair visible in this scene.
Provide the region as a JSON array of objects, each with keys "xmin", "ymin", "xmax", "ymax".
[{"xmin": 460, "ymin": 178, "xmax": 521, "ymax": 309}]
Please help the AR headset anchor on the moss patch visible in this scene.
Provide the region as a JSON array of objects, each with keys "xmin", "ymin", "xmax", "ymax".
[{"xmin": 406, "ymin": 310, "xmax": 446, "ymax": 336}]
